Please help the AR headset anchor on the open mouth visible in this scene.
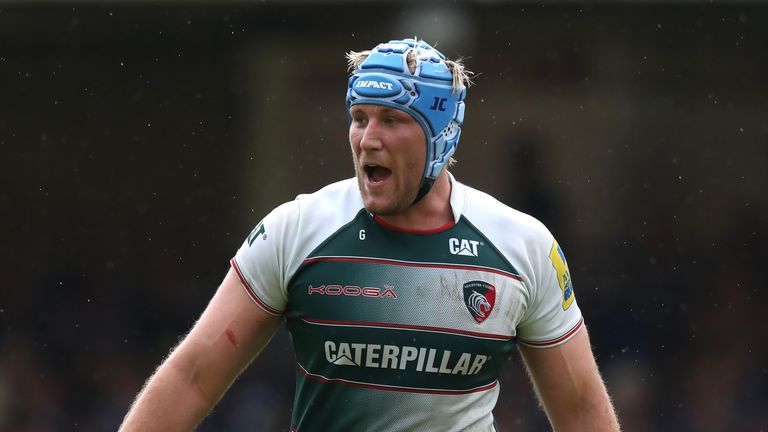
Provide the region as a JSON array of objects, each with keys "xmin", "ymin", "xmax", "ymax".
[{"xmin": 364, "ymin": 164, "xmax": 392, "ymax": 184}]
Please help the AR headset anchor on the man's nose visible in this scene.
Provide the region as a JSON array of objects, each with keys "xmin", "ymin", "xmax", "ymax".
[{"xmin": 359, "ymin": 119, "xmax": 383, "ymax": 151}]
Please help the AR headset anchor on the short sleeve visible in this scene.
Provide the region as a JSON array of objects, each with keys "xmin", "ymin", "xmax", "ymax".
[
  {"xmin": 231, "ymin": 201, "xmax": 300, "ymax": 316},
  {"xmin": 516, "ymin": 235, "xmax": 584, "ymax": 348}
]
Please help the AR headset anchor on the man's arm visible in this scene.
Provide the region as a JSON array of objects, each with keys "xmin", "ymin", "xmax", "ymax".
[
  {"xmin": 119, "ymin": 267, "xmax": 282, "ymax": 431},
  {"xmin": 519, "ymin": 325, "xmax": 620, "ymax": 432}
]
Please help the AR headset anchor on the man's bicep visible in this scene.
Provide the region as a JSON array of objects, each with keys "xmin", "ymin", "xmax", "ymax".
[
  {"xmin": 187, "ymin": 267, "xmax": 281, "ymax": 364},
  {"xmin": 518, "ymin": 326, "xmax": 619, "ymax": 431},
  {"xmin": 171, "ymin": 267, "xmax": 282, "ymax": 398}
]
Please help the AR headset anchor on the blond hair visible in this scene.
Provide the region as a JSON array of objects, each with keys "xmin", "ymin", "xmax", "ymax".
[{"xmin": 346, "ymin": 44, "xmax": 473, "ymax": 95}]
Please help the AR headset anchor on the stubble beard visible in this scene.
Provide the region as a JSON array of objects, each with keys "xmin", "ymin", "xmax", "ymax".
[{"xmin": 353, "ymin": 160, "xmax": 418, "ymax": 216}]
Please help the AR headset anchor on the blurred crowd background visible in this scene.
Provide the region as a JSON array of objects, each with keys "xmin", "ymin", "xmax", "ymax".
[{"xmin": 1, "ymin": 2, "xmax": 766, "ymax": 431}]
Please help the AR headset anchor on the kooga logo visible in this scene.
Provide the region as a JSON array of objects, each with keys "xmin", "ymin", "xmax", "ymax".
[
  {"xmin": 308, "ymin": 284, "xmax": 397, "ymax": 299},
  {"xmin": 449, "ymin": 238, "xmax": 480, "ymax": 257}
]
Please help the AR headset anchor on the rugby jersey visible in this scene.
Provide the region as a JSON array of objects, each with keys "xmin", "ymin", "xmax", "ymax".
[{"xmin": 232, "ymin": 175, "xmax": 583, "ymax": 431}]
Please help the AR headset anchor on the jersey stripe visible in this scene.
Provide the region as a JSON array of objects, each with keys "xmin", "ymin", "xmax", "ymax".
[
  {"xmin": 302, "ymin": 256, "xmax": 523, "ymax": 281},
  {"xmin": 518, "ymin": 317, "xmax": 584, "ymax": 348},
  {"xmin": 297, "ymin": 362, "xmax": 498, "ymax": 395},
  {"xmin": 230, "ymin": 257, "xmax": 282, "ymax": 316},
  {"xmin": 302, "ymin": 317, "xmax": 514, "ymax": 341}
]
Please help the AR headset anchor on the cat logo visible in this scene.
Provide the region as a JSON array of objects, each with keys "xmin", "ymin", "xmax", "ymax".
[
  {"xmin": 449, "ymin": 238, "xmax": 480, "ymax": 257},
  {"xmin": 549, "ymin": 240, "xmax": 575, "ymax": 310}
]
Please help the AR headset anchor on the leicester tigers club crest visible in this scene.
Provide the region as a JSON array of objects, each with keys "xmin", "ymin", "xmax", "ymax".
[{"xmin": 463, "ymin": 281, "xmax": 496, "ymax": 324}]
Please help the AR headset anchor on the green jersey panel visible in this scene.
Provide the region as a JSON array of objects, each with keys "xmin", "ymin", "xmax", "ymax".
[{"xmin": 284, "ymin": 210, "xmax": 523, "ymax": 430}]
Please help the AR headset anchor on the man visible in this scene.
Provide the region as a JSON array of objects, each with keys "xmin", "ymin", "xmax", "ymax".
[{"xmin": 121, "ymin": 38, "xmax": 620, "ymax": 431}]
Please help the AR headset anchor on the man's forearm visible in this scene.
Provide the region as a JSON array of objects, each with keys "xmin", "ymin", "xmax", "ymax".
[
  {"xmin": 551, "ymin": 379, "xmax": 620, "ymax": 432},
  {"xmin": 119, "ymin": 348, "xmax": 219, "ymax": 431},
  {"xmin": 120, "ymin": 269, "xmax": 282, "ymax": 430},
  {"xmin": 520, "ymin": 327, "xmax": 620, "ymax": 432}
]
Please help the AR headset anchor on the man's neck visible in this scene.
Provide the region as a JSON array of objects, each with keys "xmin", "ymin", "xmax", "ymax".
[{"xmin": 376, "ymin": 172, "xmax": 454, "ymax": 232}]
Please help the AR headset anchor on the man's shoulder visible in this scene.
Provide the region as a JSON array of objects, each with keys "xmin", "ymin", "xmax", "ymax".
[
  {"xmin": 277, "ymin": 177, "xmax": 362, "ymax": 224},
  {"xmin": 296, "ymin": 178, "xmax": 360, "ymax": 203},
  {"xmin": 241, "ymin": 178, "xmax": 364, "ymax": 271},
  {"xmin": 273, "ymin": 179, "xmax": 362, "ymax": 216},
  {"xmin": 290, "ymin": 178, "xmax": 363, "ymax": 215},
  {"xmin": 257, "ymin": 178, "xmax": 362, "ymax": 233},
  {"xmin": 458, "ymin": 181, "xmax": 550, "ymax": 240}
]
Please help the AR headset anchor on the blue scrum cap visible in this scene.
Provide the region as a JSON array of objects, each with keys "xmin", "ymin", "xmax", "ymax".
[{"xmin": 346, "ymin": 38, "xmax": 467, "ymax": 203}]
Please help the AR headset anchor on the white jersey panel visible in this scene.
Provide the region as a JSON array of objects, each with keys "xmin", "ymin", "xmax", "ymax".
[
  {"xmin": 456, "ymin": 180, "xmax": 584, "ymax": 347},
  {"xmin": 232, "ymin": 179, "xmax": 364, "ymax": 314}
]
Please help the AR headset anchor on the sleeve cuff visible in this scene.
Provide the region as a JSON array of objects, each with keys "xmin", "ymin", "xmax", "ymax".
[
  {"xmin": 230, "ymin": 257, "xmax": 283, "ymax": 316},
  {"xmin": 517, "ymin": 317, "xmax": 584, "ymax": 349}
]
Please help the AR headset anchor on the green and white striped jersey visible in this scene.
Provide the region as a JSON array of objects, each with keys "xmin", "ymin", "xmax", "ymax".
[{"xmin": 232, "ymin": 175, "xmax": 583, "ymax": 431}]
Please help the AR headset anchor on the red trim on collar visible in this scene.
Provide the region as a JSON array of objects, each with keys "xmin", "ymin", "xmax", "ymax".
[{"xmin": 372, "ymin": 215, "xmax": 455, "ymax": 234}]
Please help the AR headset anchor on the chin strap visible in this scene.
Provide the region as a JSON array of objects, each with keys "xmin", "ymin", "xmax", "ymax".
[{"xmin": 412, "ymin": 177, "xmax": 436, "ymax": 205}]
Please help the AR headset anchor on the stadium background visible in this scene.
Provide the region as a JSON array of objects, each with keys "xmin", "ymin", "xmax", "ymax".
[{"xmin": 1, "ymin": 2, "xmax": 766, "ymax": 430}]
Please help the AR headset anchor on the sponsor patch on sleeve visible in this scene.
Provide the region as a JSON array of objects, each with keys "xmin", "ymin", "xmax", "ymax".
[
  {"xmin": 548, "ymin": 240, "xmax": 574, "ymax": 310},
  {"xmin": 247, "ymin": 220, "xmax": 267, "ymax": 246}
]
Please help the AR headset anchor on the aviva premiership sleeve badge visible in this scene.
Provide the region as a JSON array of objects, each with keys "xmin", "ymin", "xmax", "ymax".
[{"xmin": 549, "ymin": 240, "xmax": 575, "ymax": 310}]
